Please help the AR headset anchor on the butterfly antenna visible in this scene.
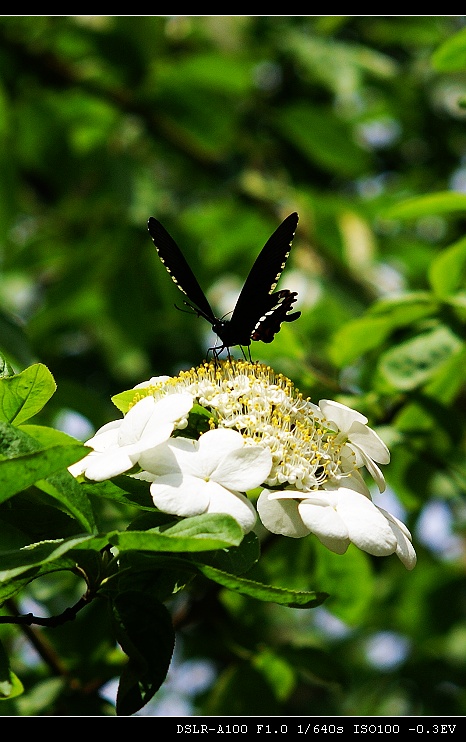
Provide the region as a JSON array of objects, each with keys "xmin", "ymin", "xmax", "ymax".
[{"xmin": 174, "ymin": 302, "xmax": 192, "ymax": 315}]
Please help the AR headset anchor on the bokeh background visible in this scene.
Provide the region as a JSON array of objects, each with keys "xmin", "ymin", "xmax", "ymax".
[{"xmin": 1, "ymin": 16, "xmax": 466, "ymax": 716}]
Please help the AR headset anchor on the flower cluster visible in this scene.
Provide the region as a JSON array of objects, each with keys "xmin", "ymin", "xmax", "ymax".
[{"xmin": 70, "ymin": 360, "xmax": 416, "ymax": 569}]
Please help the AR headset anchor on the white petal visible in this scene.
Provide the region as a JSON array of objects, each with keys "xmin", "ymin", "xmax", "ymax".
[
  {"xmin": 348, "ymin": 442, "xmax": 387, "ymax": 492},
  {"xmin": 379, "ymin": 508, "xmax": 417, "ymax": 570},
  {"xmin": 150, "ymin": 473, "xmax": 210, "ymax": 516},
  {"xmin": 197, "ymin": 428, "xmax": 245, "ymax": 460},
  {"xmin": 204, "ymin": 481, "xmax": 257, "ymax": 533},
  {"xmin": 319, "ymin": 399, "xmax": 368, "ymax": 431},
  {"xmin": 133, "ymin": 376, "xmax": 171, "ymax": 389},
  {"xmin": 129, "ymin": 423, "xmax": 179, "ymax": 456},
  {"xmin": 82, "ymin": 447, "xmax": 138, "ymax": 481},
  {"xmin": 257, "ymin": 490, "xmax": 310, "ymax": 538},
  {"xmin": 153, "ymin": 429, "xmax": 242, "ymax": 480},
  {"xmin": 334, "ymin": 488, "xmax": 397, "ymax": 555},
  {"xmin": 298, "ymin": 499, "xmax": 350, "ymax": 554},
  {"xmin": 174, "ymin": 428, "xmax": 272, "ymax": 488},
  {"xmin": 348, "ymin": 421, "xmax": 390, "ymax": 464},
  {"xmin": 164, "ymin": 437, "xmax": 210, "ymax": 478},
  {"xmin": 313, "ymin": 533, "xmax": 350, "ymax": 555},
  {"xmin": 68, "ymin": 450, "xmax": 95, "ymax": 477},
  {"xmin": 147, "ymin": 393, "xmax": 193, "ymax": 427},
  {"xmin": 291, "ymin": 488, "xmax": 352, "ymax": 553},
  {"xmin": 85, "ymin": 422, "xmax": 121, "ymax": 452},
  {"xmin": 118, "ymin": 393, "xmax": 193, "ymax": 447},
  {"xmin": 139, "ymin": 438, "xmax": 191, "ymax": 476},
  {"xmin": 339, "ymin": 445, "xmax": 358, "ymax": 470},
  {"xmin": 211, "ymin": 446, "xmax": 272, "ymax": 491},
  {"xmin": 118, "ymin": 396, "xmax": 158, "ymax": 445},
  {"xmin": 332, "ymin": 470, "xmax": 372, "ymax": 497}
]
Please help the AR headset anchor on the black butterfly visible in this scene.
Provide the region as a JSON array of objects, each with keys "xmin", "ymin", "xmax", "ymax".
[{"xmin": 147, "ymin": 212, "xmax": 301, "ymax": 358}]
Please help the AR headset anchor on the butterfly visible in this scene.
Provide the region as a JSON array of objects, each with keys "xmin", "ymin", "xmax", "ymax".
[{"xmin": 147, "ymin": 212, "xmax": 301, "ymax": 359}]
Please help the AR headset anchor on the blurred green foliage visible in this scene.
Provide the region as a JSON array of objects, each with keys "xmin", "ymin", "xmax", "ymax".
[{"xmin": 0, "ymin": 15, "xmax": 466, "ymax": 716}]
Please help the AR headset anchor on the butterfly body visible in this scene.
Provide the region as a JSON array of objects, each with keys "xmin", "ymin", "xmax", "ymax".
[{"xmin": 148, "ymin": 212, "xmax": 300, "ymax": 357}]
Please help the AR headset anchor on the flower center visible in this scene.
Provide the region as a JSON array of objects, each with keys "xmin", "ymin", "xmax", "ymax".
[{"xmin": 131, "ymin": 360, "xmax": 346, "ymax": 492}]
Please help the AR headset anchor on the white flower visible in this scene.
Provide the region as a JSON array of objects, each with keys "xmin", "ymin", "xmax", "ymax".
[
  {"xmin": 133, "ymin": 376, "xmax": 171, "ymax": 389},
  {"xmin": 138, "ymin": 360, "xmax": 344, "ymax": 492},
  {"xmin": 318, "ymin": 399, "xmax": 390, "ymax": 492},
  {"xmin": 377, "ymin": 507, "xmax": 417, "ymax": 570},
  {"xmin": 138, "ymin": 428, "xmax": 273, "ymax": 534},
  {"xmin": 257, "ymin": 481, "xmax": 416, "ymax": 570},
  {"xmin": 136, "ymin": 363, "xmax": 392, "ymax": 494},
  {"xmin": 68, "ymin": 393, "xmax": 194, "ymax": 481}
]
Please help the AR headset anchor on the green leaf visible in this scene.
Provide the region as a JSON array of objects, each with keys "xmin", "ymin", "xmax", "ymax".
[
  {"xmin": 19, "ymin": 424, "xmax": 82, "ymax": 447},
  {"xmin": 35, "ymin": 470, "xmax": 96, "ymax": 534},
  {"xmin": 194, "ymin": 563, "xmax": 328, "ymax": 608},
  {"xmin": 368, "ymin": 292, "xmax": 438, "ymax": 321},
  {"xmin": 111, "ymin": 389, "xmax": 137, "ymax": 415},
  {"xmin": 284, "ymin": 30, "xmax": 397, "ymax": 91},
  {"xmin": 378, "ymin": 324, "xmax": 463, "ymax": 391},
  {"xmin": 113, "ymin": 590, "xmax": 175, "ymax": 716},
  {"xmin": 204, "ymin": 662, "xmax": 276, "ymax": 715},
  {"xmin": 0, "ymin": 364, "xmax": 56, "ymax": 426},
  {"xmin": 0, "ymin": 443, "xmax": 87, "ymax": 505},
  {"xmin": 431, "ymin": 27, "xmax": 466, "ymax": 71},
  {"xmin": 423, "ymin": 344, "xmax": 466, "ymax": 404},
  {"xmin": 252, "ymin": 647, "xmax": 296, "ymax": 701},
  {"xmin": 329, "ymin": 293, "xmax": 438, "ymax": 366},
  {"xmin": 0, "ymin": 421, "xmax": 94, "ymax": 530},
  {"xmin": 0, "ymin": 534, "xmax": 96, "ymax": 581},
  {"xmin": 428, "ymin": 235, "xmax": 466, "ymax": 298},
  {"xmin": 162, "ymin": 513, "xmax": 244, "ymax": 542},
  {"xmin": 393, "ymin": 389, "xmax": 464, "ymax": 443},
  {"xmin": 109, "ymin": 513, "xmax": 245, "ymax": 552},
  {"xmin": 329, "ymin": 315, "xmax": 395, "ymax": 366},
  {"xmin": 275, "ymin": 103, "xmax": 371, "ymax": 177},
  {"xmin": 0, "ymin": 353, "xmax": 15, "ymax": 379},
  {"xmin": 281, "ymin": 645, "xmax": 347, "ymax": 691},
  {"xmin": 314, "ymin": 542, "xmax": 374, "ymax": 626},
  {"xmin": 82, "ymin": 476, "xmax": 154, "ymax": 511},
  {"xmin": 0, "ymin": 562, "xmax": 74, "ymax": 605},
  {"xmin": 0, "ymin": 639, "xmax": 24, "ymax": 700},
  {"xmin": 382, "ymin": 191, "xmax": 466, "ymax": 219},
  {"xmin": 0, "ymin": 639, "xmax": 12, "ymax": 698},
  {"xmin": 193, "ymin": 530, "xmax": 260, "ymax": 575},
  {"xmin": 14, "ymin": 677, "xmax": 65, "ymax": 715}
]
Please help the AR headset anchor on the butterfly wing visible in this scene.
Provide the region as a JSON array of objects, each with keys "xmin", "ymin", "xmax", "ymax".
[
  {"xmin": 251, "ymin": 290, "xmax": 300, "ymax": 343},
  {"xmin": 225, "ymin": 212, "xmax": 300, "ymax": 346},
  {"xmin": 147, "ymin": 217, "xmax": 216, "ymax": 323}
]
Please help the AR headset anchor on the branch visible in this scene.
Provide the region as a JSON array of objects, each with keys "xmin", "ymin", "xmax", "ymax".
[{"xmin": 1, "ymin": 593, "xmax": 93, "ymax": 628}]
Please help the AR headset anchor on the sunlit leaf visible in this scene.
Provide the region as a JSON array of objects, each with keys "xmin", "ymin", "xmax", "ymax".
[
  {"xmin": 0, "ymin": 443, "xmax": 87, "ymax": 505},
  {"xmin": 0, "ymin": 364, "xmax": 56, "ymax": 426},
  {"xmin": 431, "ymin": 26, "xmax": 466, "ymax": 71},
  {"xmin": 109, "ymin": 513, "xmax": 244, "ymax": 552},
  {"xmin": 378, "ymin": 324, "xmax": 463, "ymax": 391},
  {"xmin": 330, "ymin": 293, "xmax": 438, "ymax": 366},
  {"xmin": 429, "ymin": 235, "xmax": 466, "ymax": 298},
  {"xmin": 382, "ymin": 192, "xmax": 466, "ymax": 219}
]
